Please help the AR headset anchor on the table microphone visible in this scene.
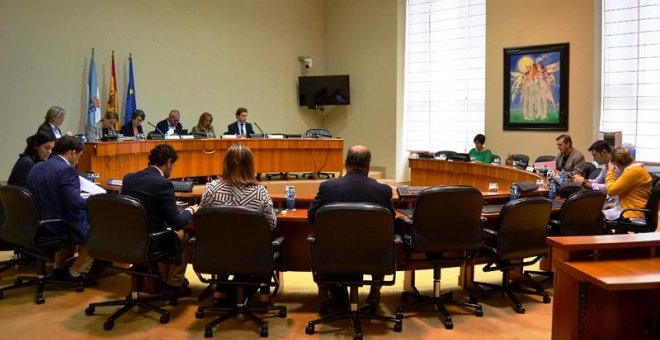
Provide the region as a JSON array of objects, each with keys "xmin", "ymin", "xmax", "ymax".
[
  {"xmin": 147, "ymin": 121, "xmax": 165, "ymax": 135},
  {"xmin": 253, "ymin": 122, "xmax": 267, "ymax": 138}
]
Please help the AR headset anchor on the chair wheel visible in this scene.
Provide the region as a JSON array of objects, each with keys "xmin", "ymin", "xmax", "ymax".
[
  {"xmin": 160, "ymin": 313, "xmax": 170, "ymax": 324},
  {"xmin": 204, "ymin": 326, "xmax": 213, "ymax": 338},
  {"xmin": 393, "ymin": 320, "xmax": 403, "ymax": 332},
  {"xmin": 260, "ymin": 325, "xmax": 268, "ymax": 337},
  {"xmin": 514, "ymin": 305, "xmax": 525, "ymax": 314},
  {"xmin": 36, "ymin": 295, "xmax": 45, "ymax": 305},
  {"xmin": 196, "ymin": 310, "xmax": 204, "ymax": 319},
  {"xmin": 103, "ymin": 320, "xmax": 114, "ymax": 330},
  {"xmin": 354, "ymin": 332, "xmax": 363, "ymax": 340},
  {"xmin": 475, "ymin": 306, "xmax": 484, "ymax": 317},
  {"xmin": 305, "ymin": 324, "xmax": 315, "ymax": 335},
  {"xmin": 85, "ymin": 306, "xmax": 95, "ymax": 316},
  {"xmin": 444, "ymin": 320, "xmax": 453, "ymax": 329},
  {"xmin": 396, "ymin": 311, "xmax": 404, "ymax": 320},
  {"xmin": 76, "ymin": 286, "xmax": 84, "ymax": 292},
  {"xmin": 543, "ymin": 295, "xmax": 551, "ymax": 304},
  {"xmin": 278, "ymin": 309, "xmax": 287, "ymax": 318}
]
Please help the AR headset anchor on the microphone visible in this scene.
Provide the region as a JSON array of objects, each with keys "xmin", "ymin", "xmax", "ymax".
[
  {"xmin": 253, "ymin": 122, "xmax": 266, "ymax": 137},
  {"xmin": 147, "ymin": 121, "xmax": 165, "ymax": 135}
]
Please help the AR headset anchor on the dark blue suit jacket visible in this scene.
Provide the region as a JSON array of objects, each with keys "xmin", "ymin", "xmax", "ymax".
[
  {"xmin": 121, "ymin": 166, "xmax": 192, "ymax": 233},
  {"xmin": 26, "ymin": 156, "xmax": 88, "ymax": 244},
  {"xmin": 307, "ymin": 169, "xmax": 395, "ymax": 224},
  {"xmin": 156, "ymin": 119, "xmax": 183, "ymax": 135},
  {"xmin": 8, "ymin": 154, "xmax": 36, "ymax": 188},
  {"xmin": 119, "ymin": 123, "xmax": 143, "ymax": 137},
  {"xmin": 227, "ymin": 121, "xmax": 255, "ymax": 136},
  {"xmin": 37, "ymin": 121, "xmax": 60, "ymax": 140}
]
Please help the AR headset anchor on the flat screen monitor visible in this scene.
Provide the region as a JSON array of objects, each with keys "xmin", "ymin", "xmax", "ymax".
[{"xmin": 298, "ymin": 75, "xmax": 350, "ymax": 107}]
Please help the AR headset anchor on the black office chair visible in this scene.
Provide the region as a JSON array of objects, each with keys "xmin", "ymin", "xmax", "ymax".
[
  {"xmin": 548, "ymin": 190, "xmax": 606, "ymax": 236},
  {"xmin": 302, "ymin": 129, "xmax": 335, "ymax": 179},
  {"xmin": 434, "ymin": 150, "xmax": 457, "ymax": 159},
  {"xmin": 0, "ymin": 185, "xmax": 83, "ymax": 304},
  {"xmin": 582, "ymin": 162, "xmax": 597, "ymax": 179},
  {"xmin": 606, "ymin": 174, "xmax": 660, "ymax": 234},
  {"xmin": 305, "ymin": 203, "xmax": 402, "ymax": 339},
  {"xmin": 534, "ymin": 155, "xmax": 556, "ymax": 163},
  {"xmin": 587, "ymin": 167, "xmax": 602, "ymax": 180},
  {"xmin": 469, "ymin": 197, "xmax": 552, "ymax": 314},
  {"xmin": 396, "ymin": 186, "xmax": 484, "ymax": 329},
  {"xmin": 84, "ymin": 194, "xmax": 181, "ymax": 330},
  {"xmin": 507, "ymin": 154, "xmax": 530, "ymax": 170},
  {"xmin": 491, "ymin": 154, "xmax": 501, "ymax": 164},
  {"xmin": 192, "ymin": 206, "xmax": 287, "ymax": 338}
]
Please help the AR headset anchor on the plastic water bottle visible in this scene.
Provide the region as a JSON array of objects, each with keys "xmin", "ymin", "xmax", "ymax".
[
  {"xmin": 286, "ymin": 186, "xmax": 296, "ymax": 211},
  {"xmin": 548, "ymin": 180, "xmax": 557, "ymax": 200},
  {"xmin": 559, "ymin": 170, "xmax": 568, "ymax": 185},
  {"xmin": 509, "ymin": 184, "xmax": 520, "ymax": 201}
]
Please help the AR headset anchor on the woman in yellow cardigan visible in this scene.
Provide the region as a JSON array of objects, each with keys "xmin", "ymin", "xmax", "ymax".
[{"xmin": 605, "ymin": 147, "xmax": 652, "ymax": 224}]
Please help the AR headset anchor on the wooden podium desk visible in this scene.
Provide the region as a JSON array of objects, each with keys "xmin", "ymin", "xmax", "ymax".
[
  {"xmin": 548, "ymin": 234, "xmax": 660, "ymax": 340},
  {"xmin": 409, "ymin": 158, "xmax": 542, "ymax": 192},
  {"xmin": 78, "ymin": 138, "xmax": 344, "ymax": 183}
]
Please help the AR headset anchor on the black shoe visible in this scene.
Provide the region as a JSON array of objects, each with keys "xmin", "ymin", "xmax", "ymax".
[{"xmin": 53, "ymin": 270, "xmax": 97, "ymax": 287}]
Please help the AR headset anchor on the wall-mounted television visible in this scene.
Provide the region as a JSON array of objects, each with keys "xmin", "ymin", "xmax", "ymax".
[{"xmin": 298, "ymin": 75, "xmax": 350, "ymax": 107}]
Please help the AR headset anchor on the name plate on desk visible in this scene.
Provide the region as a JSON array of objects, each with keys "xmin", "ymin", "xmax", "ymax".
[
  {"xmin": 221, "ymin": 134, "xmax": 238, "ymax": 139},
  {"xmin": 165, "ymin": 135, "xmax": 180, "ymax": 140},
  {"xmin": 268, "ymin": 134, "xmax": 285, "ymax": 139},
  {"xmin": 180, "ymin": 134, "xmax": 194, "ymax": 139}
]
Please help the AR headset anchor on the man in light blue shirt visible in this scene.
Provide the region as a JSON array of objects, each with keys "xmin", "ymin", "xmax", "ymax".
[{"xmin": 574, "ymin": 140, "xmax": 620, "ymax": 191}]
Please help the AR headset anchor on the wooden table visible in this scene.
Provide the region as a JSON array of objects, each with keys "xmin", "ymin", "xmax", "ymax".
[
  {"xmin": 409, "ymin": 158, "xmax": 542, "ymax": 192},
  {"xmin": 548, "ymin": 234, "xmax": 660, "ymax": 339},
  {"xmin": 78, "ymin": 138, "xmax": 344, "ymax": 183}
]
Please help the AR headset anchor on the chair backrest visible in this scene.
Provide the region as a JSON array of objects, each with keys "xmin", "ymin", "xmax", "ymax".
[
  {"xmin": 0, "ymin": 185, "xmax": 42, "ymax": 251},
  {"xmin": 192, "ymin": 206, "xmax": 274, "ymax": 277},
  {"xmin": 557, "ymin": 190, "xmax": 606, "ymax": 236},
  {"xmin": 582, "ymin": 162, "xmax": 597, "ymax": 179},
  {"xmin": 534, "ymin": 155, "xmax": 556, "ymax": 163},
  {"xmin": 303, "ymin": 128, "xmax": 331, "ymax": 138},
  {"xmin": 507, "ymin": 154, "xmax": 529, "ymax": 169},
  {"xmin": 587, "ymin": 167, "xmax": 602, "ymax": 180},
  {"xmin": 643, "ymin": 175, "xmax": 660, "ymax": 229},
  {"xmin": 411, "ymin": 186, "xmax": 484, "ymax": 253},
  {"xmin": 496, "ymin": 197, "xmax": 552, "ymax": 261},
  {"xmin": 434, "ymin": 150, "xmax": 457, "ymax": 158},
  {"xmin": 313, "ymin": 202, "xmax": 395, "ymax": 277},
  {"xmin": 86, "ymin": 194, "xmax": 154, "ymax": 266}
]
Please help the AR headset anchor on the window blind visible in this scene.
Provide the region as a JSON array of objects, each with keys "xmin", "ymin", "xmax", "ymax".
[
  {"xmin": 602, "ymin": 0, "xmax": 660, "ymax": 161},
  {"xmin": 404, "ymin": 0, "xmax": 486, "ymax": 153}
]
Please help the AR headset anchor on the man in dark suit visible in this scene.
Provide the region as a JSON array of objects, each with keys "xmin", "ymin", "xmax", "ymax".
[
  {"xmin": 226, "ymin": 107, "xmax": 255, "ymax": 137},
  {"xmin": 121, "ymin": 144, "xmax": 198, "ymax": 297},
  {"xmin": 307, "ymin": 145, "xmax": 395, "ymax": 311},
  {"xmin": 155, "ymin": 109, "xmax": 183, "ymax": 136},
  {"xmin": 26, "ymin": 135, "xmax": 94, "ymax": 284}
]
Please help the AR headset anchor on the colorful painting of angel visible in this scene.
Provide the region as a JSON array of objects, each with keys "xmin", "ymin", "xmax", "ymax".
[{"xmin": 503, "ymin": 43, "xmax": 569, "ymax": 131}]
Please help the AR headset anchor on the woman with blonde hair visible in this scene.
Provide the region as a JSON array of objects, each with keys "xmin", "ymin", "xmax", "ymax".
[
  {"xmin": 604, "ymin": 147, "xmax": 652, "ymax": 223},
  {"xmin": 192, "ymin": 112, "xmax": 215, "ymax": 137}
]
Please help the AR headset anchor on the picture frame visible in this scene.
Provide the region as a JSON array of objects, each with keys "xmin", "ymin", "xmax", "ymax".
[{"xmin": 503, "ymin": 43, "xmax": 569, "ymax": 131}]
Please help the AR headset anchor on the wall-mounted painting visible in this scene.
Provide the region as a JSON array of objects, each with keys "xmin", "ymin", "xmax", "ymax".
[{"xmin": 503, "ymin": 43, "xmax": 569, "ymax": 131}]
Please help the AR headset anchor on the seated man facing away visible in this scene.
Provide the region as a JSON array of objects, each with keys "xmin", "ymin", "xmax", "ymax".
[
  {"xmin": 26, "ymin": 135, "xmax": 94, "ymax": 285},
  {"xmin": 121, "ymin": 144, "xmax": 199, "ymax": 297},
  {"xmin": 308, "ymin": 145, "xmax": 396, "ymax": 312}
]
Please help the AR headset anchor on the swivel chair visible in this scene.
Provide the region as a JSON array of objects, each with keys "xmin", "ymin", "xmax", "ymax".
[
  {"xmin": 506, "ymin": 154, "xmax": 530, "ymax": 169},
  {"xmin": 606, "ymin": 174, "xmax": 660, "ymax": 234},
  {"xmin": 84, "ymin": 194, "xmax": 181, "ymax": 330},
  {"xmin": 302, "ymin": 129, "xmax": 335, "ymax": 179},
  {"xmin": 396, "ymin": 186, "xmax": 484, "ymax": 329},
  {"xmin": 534, "ymin": 155, "xmax": 556, "ymax": 163},
  {"xmin": 305, "ymin": 203, "xmax": 402, "ymax": 339},
  {"xmin": 582, "ymin": 162, "xmax": 597, "ymax": 179},
  {"xmin": 192, "ymin": 206, "xmax": 287, "ymax": 338},
  {"xmin": 434, "ymin": 150, "xmax": 457, "ymax": 159},
  {"xmin": 469, "ymin": 197, "xmax": 552, "ymax": 314},
  {"xmin": 0, "ymin": 185, "xmax": 83, "ymax": 304}
]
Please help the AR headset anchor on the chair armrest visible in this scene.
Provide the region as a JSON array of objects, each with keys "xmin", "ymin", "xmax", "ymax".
[
  {"xmin": 38, "ymin": 218, "xmax": 76, "ymax": 246},
  {"xmin": 272, "ymin": 236, "xmax": 284, "ymax": 247},
  {"xmin": 483, "ymin": 228, "xmax": 498, "ymax": 236},
  {"xmin": 306, "ymin": 234, "xmax": 315, "ymax": 243},
  {"xmin": 149, "ymin": 229, "xmax": 181, "ymax": 265},
  {"xmin": 617, "ymin": 208, "xmax": 651, "ymax": 222},
  {"xmin": 393, "ymin": 234, "xmax": 402, "ymax": 244},
  {"xmin": 396, "ymin": 215, "xmax": 413, "ymax": 225}
]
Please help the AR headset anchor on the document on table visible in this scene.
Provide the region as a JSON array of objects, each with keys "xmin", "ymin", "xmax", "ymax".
[{"xmin": 79, "ymin": 175, "xmax": 106, "ymax": 199}]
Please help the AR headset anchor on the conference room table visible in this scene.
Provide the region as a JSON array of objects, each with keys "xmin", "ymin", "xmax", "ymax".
[{"xmin": 78, "ymin": 137, "xmax": 345, "ymax": 183}]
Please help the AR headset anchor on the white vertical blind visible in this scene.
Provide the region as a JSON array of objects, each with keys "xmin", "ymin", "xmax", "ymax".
[
  {"xmin": 602, "ymin": 0, "xmax": 660, "ymax": 161},
  {"xmin": 404, "ymin": 0, "xmax": 486, "ymax": 153}
]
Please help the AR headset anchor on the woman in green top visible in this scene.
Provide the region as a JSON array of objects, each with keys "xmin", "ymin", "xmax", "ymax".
[{"xmin": 468, "ymin": 134, "xmax": 493, "ymax": 163}]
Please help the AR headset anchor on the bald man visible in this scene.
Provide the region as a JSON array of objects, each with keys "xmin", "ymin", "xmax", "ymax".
[{"xmin": 308, "ymin": 145, "xmax": 395, "ymax": 313}]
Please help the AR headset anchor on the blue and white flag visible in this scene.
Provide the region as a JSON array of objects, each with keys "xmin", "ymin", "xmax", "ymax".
[
  {"xmin": 87, "ymin": 50, "xmax": 101, "ymax": 133},
  {"xmin": 124, "ymin": 54, "xmax": 137, "ymax": 124}
]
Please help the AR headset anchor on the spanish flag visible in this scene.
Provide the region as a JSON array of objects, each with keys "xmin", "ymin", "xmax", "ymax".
[{"xmin": 106, "ymin": 50, "xmax": 119, "ymax": 129}]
